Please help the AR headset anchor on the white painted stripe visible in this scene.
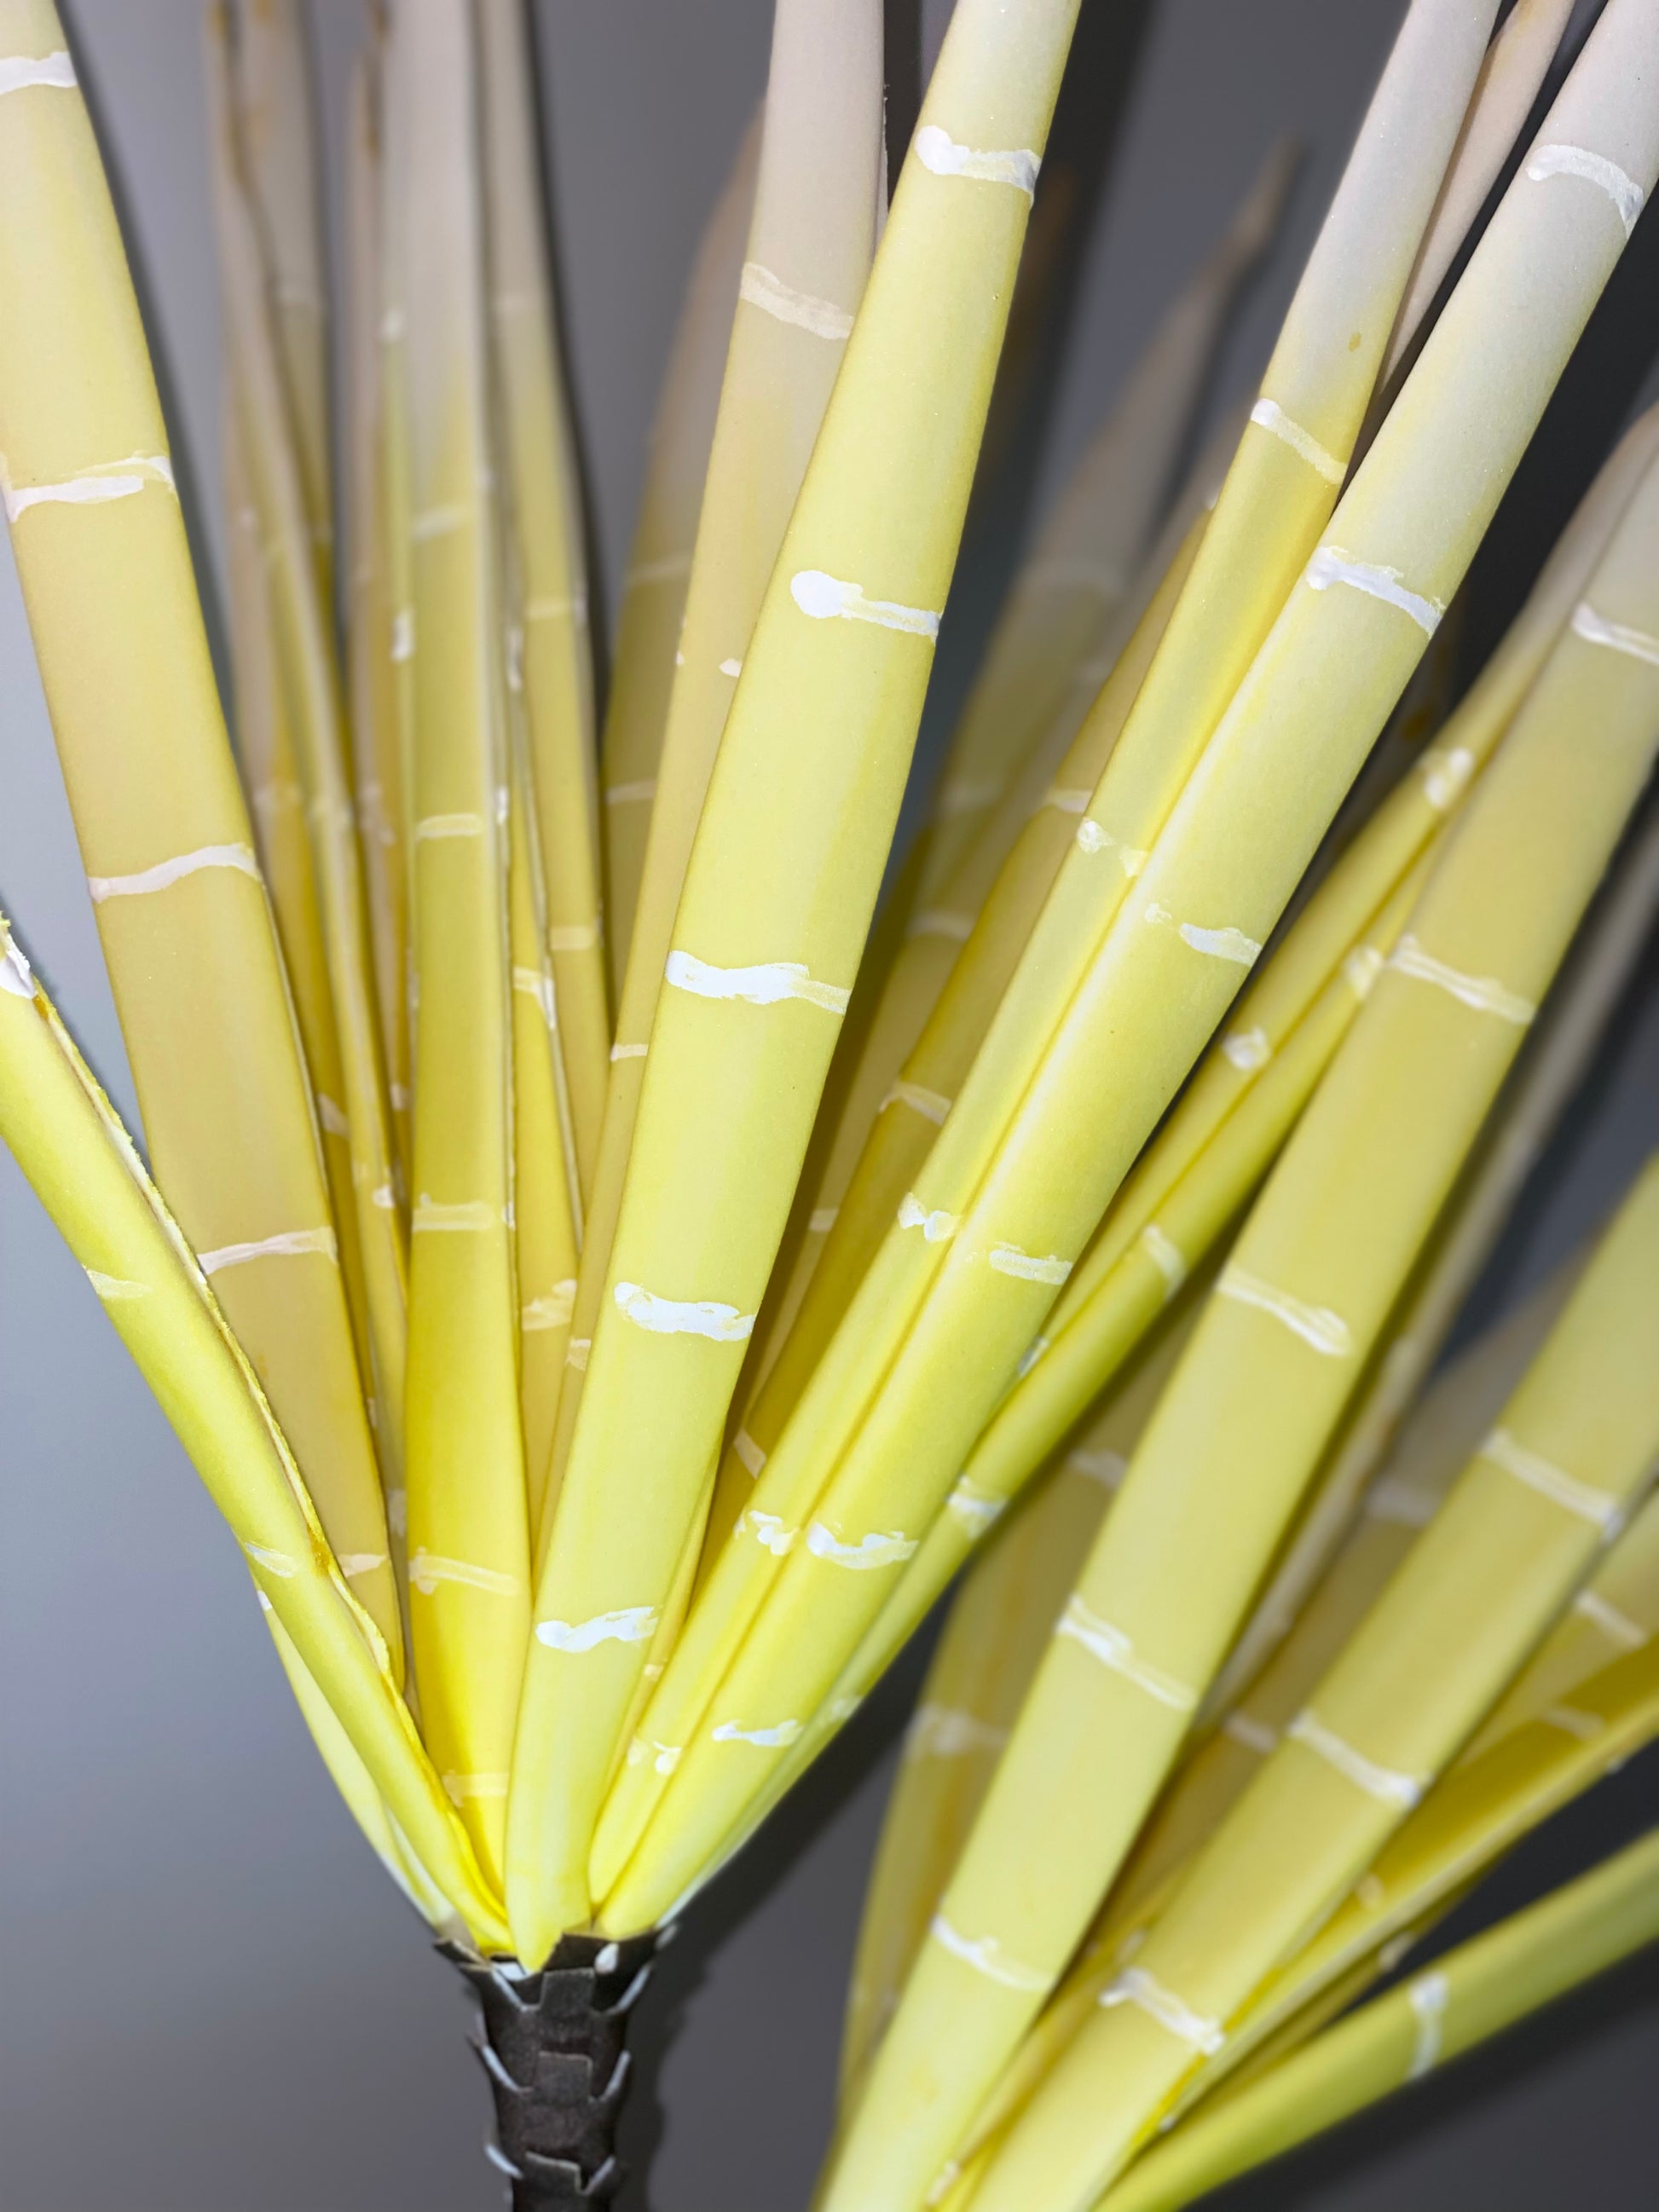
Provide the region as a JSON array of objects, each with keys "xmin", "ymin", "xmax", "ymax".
[
  {"xmin": 907, "ymin": 908, "xmax": 976, "ymax": 942},
  {"xmin": 907, "ymin": 1704, "xmax": 1008, "ymax": 1759},
  {"xmin": 241, "ymin": 1541, "xmax": 298, "ymax": 1577},
  {"xmin": 898, "ymin": 1191, "xmax": 959, "ymax": 1243},
  {"xmin": 712, "ymin": 1716, "xmax": 803, "ymax": 1747},
  {"xmin": 937, "ymin": 774, "xmax": 1003, "ymax": 817},
  {"xmin": 1043, "ymin": 785, "xmax": 1093, "ymax": 815},
  {"xmin": 1542, "ymin": 1703, "xmax": 1604, "ymax": 1743},
  {"xmin": 614, "ymin": 1281, "xmax": 755, "ymax": 1343},
  {"xmin": 199, "ymin": 1226, "xmax": 338, "ymax": 1275},
  {"xmin": 1222, "ymin": 1025, "xmax": 1272, "ymax": 1071},
  {"xmin": 719, "ymin": 656, "xmax": 743, "ymax": 678},
  {"xmin": 805, "ymin": 1522, "xmax": 917, "ymax": 1570},
  {"xmin": 87, "ymin": 842, "xmax": 261, "ymax": 902},
  {"xmin": 735, "ymin": 1509, "xmax": 795, "ymax": 1556},
  {"xmin": 1101, "ymin": 1966, "xmax": 1226, "ymax": 2055},
  {"xmin": 626, "ymin": 1737, "xmax": 683, "ymax": 1776},
  {"xmin": 1066, "ymin": 1446, "xmax": 1127, "ymax": 1489},
  {"xmin": 665, "ymin": 949, "xmax": 850, "ymax": 1015},
  {"xmin": 1015, "ymin": 1334, "xmax": 1049, "ymax": 1377},
  {"xmin": 1139, "ymin": 1222, "xmax": 1188, "ymax": 1299},
  {"xmin": 390, "ymin": 609, "xmax": 415, "ymax": 661},
  {"xmin": 945, "ymin": 1477, "xmax": 1007, "ymax": 1537},
  {"xmin": 1287, "ymin": 1710, "xmax": 1426, "ymax": 1807},
  {"xmin": 1223, "ymin": 1712, "xmax": 1279, "ymax": 1757},
  {"xmin": 338, "ymin": 1552, "xmax": 388, "ymax": 1578},
  {"xmin": 929, "ymin": 1914, "xmax": 1049, "ymax": 1990},
  {"xmin": 987, "ymin": 1242, "xmax": 1071, "ymax": 1285},
  {"xmin": 1306, "ymin": 546, "xmax": 1445, "ymax": 635},
  {"xmin": 738, "ymin": 259, "xmax": 854, "ymax": 340},
  {"xmin": 3, "ymin": 451, "xmax": 174, "ymax": 521},
  {"xmin": 1388, "ymin": 935, "xmax": 1536, "ymax": 1025},
  {"xmin": 413, "ymin": 1197, "xmax": 499, "ymax": 1233},
  {"xmin": 882, "ymin": 1079, "xmax": 952, "ymax": 1123},
  {"xmin": 512, "ymin": 965, "xmax": 558, "ymax": 1029},
  {"xmin": 566, "ymin": 1337, "xmax": 591, "ymax": 1371},
  {"xmin": 85, "ymin": 1269, "xmax": 151, "ymax": 1301},
  {"xmin": 611, "ymin": 1041, "xmax": 648, "ymax": 1060},
  {"xmin": 1366, "ymin": 1476, "xmax": 1439, "ymax": 1528},
  {"xmin": 0, "ymin": 50, "xmax": 77, "ymax": 95},
  {"xmin": 1344, "ymin": 944, "xmax": 1385, "ymax": 999},
  {"xmin": 1056, "ymin": 1596, "xmax": 1197, "ymax": 1710},
  {"xmin": 548, "ymin": 921, "xmax": 600, "ymax": 953},
  {"xmin": 791, "ymin": 569, "xmax": 940, "ymax": 639},
  {"xmin": 316, "ymin": 1094, "xmax": 350, "ymax": 1140},
  {"xmin": 526, "ymin": 592, "xmax": 588, "ymax": 626},
  {"xmin": 1574, "ymin": 1588, "xmax": 1647, "ymax": 1650},
  {"xmin": 915, "ymin": 124, "xmax": 1041, "ymax": 199},
  {"xmin": 1526, "ymin": 143, "xmax": 1645, "ymax": 238},
  {"xmin": 1077, "ymin": 819, "xmax": 1148, "ymax": 874},
  {"xmin": 1250, "ymin": 398, "xmax": 1345, "ymax": 484},
  {"xmin": 808, "ymin": 1205, "xmax": 839, "ymax": 1233},
  {"xmin": 535, "ymin": 1606, "xmax": 658, "ymax": 1651},
  {"xmin": 1218, "ymin": 1263, "xmax": 1353, "ymax": 1356},
  {"xmin": 732, "ymin": 1427, "xmax": 767, "ymax": 1478},
  {"xmin": 409, "ymin": 1551, "xmax": 521, "ymax": 1598},
  {"xmin": 1407, "ymin": 1971, "xmax": 1449, "ymax": 2076},
  {"xmin": 1571, "ymin": 601, "xmax": 1659, "ymax": 668},
  {"xmin": 0, "ymin": 937, "xmax": 33, "ymax": 997},
  {"xmin": 523, "ymin": 1280, "xmax": 577, "ymax": 1331},
  {"xmin": 1481, "ymin": 1426, "xmax": 1622, "ymax": 1529},
  {"xmin": 442, "ymin": 1771, "xmax": 510, "ymax": 1805},
  {"xmin": 412, "ymin": 502, "xmax": 465, "ymax": 540},
  {"xmin": 1420, "ymin": 744, "xmax": 1477, "ymax": 811},
  {"xmin": 605, "ymin": 779, "xmax": 656, "ymax": 806},
  {"xmin": 413, "ymin": 812, "xmax": 483, "ymax": 840}
]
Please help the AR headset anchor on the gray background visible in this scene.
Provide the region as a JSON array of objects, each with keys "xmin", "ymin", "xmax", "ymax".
[{"xmin": 1, "ymin": 3, "xmax": 1655, "ymax": 2208}]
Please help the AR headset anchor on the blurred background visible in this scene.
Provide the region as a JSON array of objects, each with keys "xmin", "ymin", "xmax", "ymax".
[{"xmin": 1, "ymin": 3, "xmax": 1655, "ymax": 2207}]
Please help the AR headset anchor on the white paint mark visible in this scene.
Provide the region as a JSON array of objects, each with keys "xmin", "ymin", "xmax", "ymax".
[
  {"xmin": 712, "ymin": 1717, "xmax": 803, "ymax": 1748},
  {"xmin": 809, "ymin": 1206, "xmax": 839, "ymax": 1233},
  {"xmin": 1223, "ymin": 1712, "xmax": 1279, "ymax": 1757},
  {"xmin": 987, "ymin": 1243, "xmax": 1071, "ymax": 1285},
  {"xmin": 611, "ymin": 1041, "xmax": 648, "ymax": 1060},
  {"xmin": 1139, "ymin": 1222, "xmax": 1188, "ymax": 1299},
  {"xmin": 945, "ymin": 1477, "xmax": 1006, "ymax": 1537},
  {"xmin": 0, "ymin": 937, "xmax": 34, "ymax": 997},
  {"xmin": 1407, "ymin": 1971, "xmax": 1449, "ymax": 2077},
  {"xmin": 1366, "ymin": 1476, "xmax": 1439, "ymax": 1528},
  {"xmin": 732, "ymin": 1427, "xmax": 766, "ymax": 1478},
  {"xmin": 87, "ymin": 842, "xmax": 262, "ymax": 903},
  {"xmin": 805, "ymin": 1523, "xmax": 916, "ymax": 1571},
  {"xmin": 549, "ymin": 921, "xmax": 600, "ymax": 953},
  {"xmin": 1526, "ymin": 144, "xmax": 1645, "ymax": 238},
  {"xmin": 0, "ymin": 50, "xmax": 77, "ymax": 95},
  {"xmin": 614, "ymin": 1281, "xmax": 755, "ymax": 1343},
  {"xmin": 738, "ymin": 259, "xmax": 854, "ymax": 340},
  {"xmin": 1066, "ymin": 1446, "xmax": 1127, "ymax": 1489},
  {"xmin": 1222, "ymin": 1025, "xmax": 1272, "ymax": 1072},
  {"xmin": 199, "ymin": 1226, "xmax": 338, "ymax": 1275},
  {"xmin": 390, "ymin": 608, "xmax": 415, "ymax": 661},
  {"xmin": 627, "ymin": 553, "xmax": 691, "ymax": 589},
  {"xmin": 605, "ymin": 779, "xmax": 656, "ymax": 807},
  {"xmin": 2, "ymin": 450, "xmax": 175, "ymax": 522},
  {"xmin": 413, "ymin": 1197, "xmax": 499, "ymax": 1233},
  {"xmin": 242, "ymin": 1541, "xmax": 298, "ymax": 1577},
  {"xmin": 316, "ymin": 1094, "xmax": 350, "ymax": 1140},
  {"xmin": 907, "ymin": 908, "xmax": 975, "ymax": 942},
  {"xmin": 938, "ymin": 775, "xmax": 1003, "ymax": 817},
  {"xmin": 1344, "ymin": 944, "xmax": 1385, "ymax": 1000},
  {"xmin": 898, "ymin": 1191, "xmax": 959, "ymax": 1243},
  {"xmin": 1015, "ymin": 1335, "xmax": 1049, "ymax": 1377},
  {"xmin": 1218, "ymin": 1264, "xmax": 1353, "ymax": 1357},
  {"xmin": 535, "ymin": 1607, "xmax": 658, "ymax": 1651},
  {"xmin": 719, "ymin": 656, "xmax": 743, "ymax": 679},
  {"xmin": 736, "ymin": 1509, "xmax": 795, "ymax": 1556},
  {"xmin": 1388, "ymin": 935, "xmax": 1536, "ymax": 1025},
  {"xmin": 1574, "ymin": 1589, "xmax": 1647, "ymax": 1650},
  {"xmin": 907, "ymin": 1704, "xmax": 1007, "ymax": 1759},
  {"xmin": 914, "ymin": 124, "xmax": 1041, "ymax": 199},
  {"xmin": 929, "ymin": 1914, "xmax": 1049, "ymax": 1990},
  {"xmin": 626, "ymin": 1737, "xmax": 683, "ymax": 1776},
  {"xmin": 882, "ymin": 1079, "xmax": 952, "ymax": 1123},
  {"xmin": 338, "ymin": 1553, "xmax": 388, "ymax": 1578},
  {"xmin": 85, "ymin": 1268, "xmax": 151, "ymax": 1301},
  {"xmin": 1420, "ymin": 744, "xmax": 1477, "ymax": 811},
  {"xmin": 790, "ymin": 569, "xmax": 940, "ymax": 640},
  {"xmin": 1481, "ymin": 1426, "xmax": 1621, "ymax": 1530},
  {"xmin": 1250, "ymin": 397, "xmax": 1345, "ymax": 485},
  {"xmin": 371, "ymin": 1183, "xmax": 397, "ymax": 1210},
  {"xmin": 1077, "ymin": 819, "xmax": 1147, "ymax": 874},
  {"xmin": 526, "ymin": 592, "xmax": 589, "ymax": 627},
  {"xmin": 1173, "ymin": 919, "xmax": 1262, "ymax": 967},
  {"xmin": 1043, "ymin": 785, "xmax": 1093, "ymax": 815},
  {"xmin": 412, "ymin": 502, "xmax": 465, "ymax": 540},
  {"xmin": 512, "ymin": 965, "xmax": 558, "ymax": 1030},
  {"xmin": 1571, "ymin": 601, "xmax": 1659, "ymax": 668},
  {"xmin": 1306, "ymin": 546, "xmax": 1444, "ymax": 635},
  {"xmin": 566, "ymin": 1337, "xmax": 591, "ymax": 1371},
  {"xmin": 1287, "ymin": 1710, "xmax": 1426, "ymax": 1807},
  {"xmin": 1101, "ymin": 1966, "xmax": 1226, "ymax": 2055},
  {"xmin": 408, "ymin": 1551, "xmax": 522, "ymax": 1598},
  {"xmin": 1056, "ymin": 1596, "xmax": 1197, "ymax": 1710},
  {"xmin": 523, "ymin": 1279, "xmax": 577, "ymax": 1331},
  {"xmin": 442, "ymin": 1771, "xmax": 509, "ymax": 1805},
  {"xmin": 413, "ymin": 812, "xmax": 483, "ymax": 841},
  {"xmin": 1542, "ymin": 1703, "xmax": 1604, "ymax": 1743},
  {"xmin": 665, "ymin": 949, "xmax": 850, "ymax": 1015}
]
